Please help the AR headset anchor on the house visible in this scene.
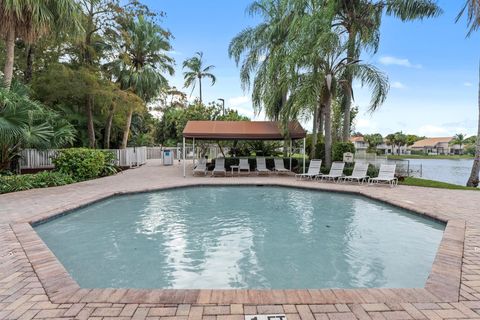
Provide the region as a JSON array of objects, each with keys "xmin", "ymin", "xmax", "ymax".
[
  {"xmin": 410, "ymin": 137, "xmax": 463, "ymax": 155},
  {"xmin": 349, "ymin": 136, "xmax": 407, "ymax": 155},
  {"xmin": 350, "ymin": 136, "xmax": 368, "ymax": 151}
]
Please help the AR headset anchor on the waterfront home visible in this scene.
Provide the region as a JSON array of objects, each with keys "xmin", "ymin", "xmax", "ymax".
[
  {"xmin": 410, "ymin": 137, "xmax": 463, "ymax": 155},
  {"xmin": 349, "ymin": 136, "xmax": 407, "ymax": 155}
]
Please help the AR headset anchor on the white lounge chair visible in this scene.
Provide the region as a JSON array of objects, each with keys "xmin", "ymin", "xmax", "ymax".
[
  {"xmin": 239, "ymin": 158, "xmax": 250, "ymax": 175},
  {"xmin": 295, "ymin": 159, "xmax": 322, "ymax": 180},
  {"xmin": 317, "ymin": 162, "xmax": 345, "ymax": 182},
  {"xmin": 369, "ymin": 164, "xmax": 398, "ymax": 187},
  {"xmin": 193, "ymin": 159, "xmax": 208, "ymax": 176},
  {"xmin": 256, "ymin": 157, "xmax": 271, "ymax": 175},
  {"xmin": 273, "ymin": 158, "xmax": 290, "ymax": 174},
  {"xmin": 212, "ymin": 158, "xmax": 227, "ymax": 177},
  {"xmin": 340, "ymin": 162, "xmax": 369, "ymax": 184}
]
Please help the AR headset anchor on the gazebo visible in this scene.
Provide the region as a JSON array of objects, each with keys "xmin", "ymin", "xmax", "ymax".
[{"xmin": 181, "ymin": 120, "xmax": 307, "ymax": 177}]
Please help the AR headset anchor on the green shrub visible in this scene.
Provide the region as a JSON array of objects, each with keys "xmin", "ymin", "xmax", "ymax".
[
  {"xmin": 53, "ymin": 148, "xmax": 107, "ymax": 181},
  {"xmin": 0, "ymin": 171, "xmax": 75, "ymax": 194},
  {"xmin": 100, "ymin": 151, "xmax": 119, "ymax": 177},
  {"xmin": 332, "ymin": 142, "xmax": 355, "ymax": 161}
]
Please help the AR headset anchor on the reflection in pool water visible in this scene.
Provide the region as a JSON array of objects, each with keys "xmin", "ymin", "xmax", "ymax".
[{"xmin": 35, "ymin": 186, "xmax": 444, "ymax": 289}]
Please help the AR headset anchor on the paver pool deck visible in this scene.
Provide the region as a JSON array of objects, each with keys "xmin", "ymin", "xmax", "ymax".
[{"xmin": 1, "ymin": 159, "xmax": 480, "ymax": 320}]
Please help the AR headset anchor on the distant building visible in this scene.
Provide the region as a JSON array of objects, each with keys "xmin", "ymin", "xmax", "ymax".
[
  {"xmin": 410, "ymin": 137, "xmax": 463, "ymax": 155},
  {"xmin": 349, "ymin": 136, "xmax": 407, "ymax": 155}
]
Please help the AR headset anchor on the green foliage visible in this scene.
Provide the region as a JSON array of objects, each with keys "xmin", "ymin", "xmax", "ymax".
[
  {"xmin": 183, "ymin": 52, "xmax": 216, "ymax": 103},
  {"xmin": 332, "ymin": 142, "xmax": 355, "ymax": 162},
  {"xmin": 53, "ymin": 148, "xmax": 116, "ymax": 181},
  {"xmin": 0, "ymin": 83, "xmax": 76, "ymax": 171},
  {"xmin": 406, "ymin": 134, "xmax": 424, "ymax": 146},
  {"xmin": 0, "ymin": 171, "xmax": 75, "ymax": 194},
  {"xmin": 364, "ymin": 133, "xmax": 383, "ymax": 152}
]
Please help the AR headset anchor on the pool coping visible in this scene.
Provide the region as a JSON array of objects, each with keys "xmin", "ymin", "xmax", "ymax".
[{"xmin": 11, "ymin": 183, "xmax": 466, "ymax": 305}]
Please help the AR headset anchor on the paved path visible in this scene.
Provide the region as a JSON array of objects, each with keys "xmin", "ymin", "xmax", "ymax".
[{"xmin": 1, "ymin": 160, "xmax": 480, "ymax": 320}]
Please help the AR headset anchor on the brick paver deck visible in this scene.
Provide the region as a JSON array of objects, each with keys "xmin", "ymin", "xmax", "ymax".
[{"xmin": 1, "ymin": 160, "xmax": 480, "ymax": 320}]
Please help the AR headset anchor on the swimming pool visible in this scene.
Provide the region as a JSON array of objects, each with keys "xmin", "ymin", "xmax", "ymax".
[{"xmin": 35, "ymin": 186, "xmax": 445, "ymax": 289}]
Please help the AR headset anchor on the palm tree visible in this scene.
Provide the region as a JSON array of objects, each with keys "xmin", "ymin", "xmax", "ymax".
[
  {"xmin": 450, "ymin": 133, "xmax": 467, "ymax": 154},
  {"xmin": 335, "ymin": 0, "xmax": 442, "ymax": 142},
  {"xmin": 457, "ymin": 1, "xmax": 480, "ymax": 187},
  {"xmin": 229, "ymin": 0, "xmax": 294, "ymax": 122},
  {"xmin": 0, "ymin": 83, "xmax": 75, "ymax": 170},
  {"xmin": 183, "ymin": 52, "xmax": 216, "ymax": 104},
  {"xmin": 0, "ymin": 0, "xmax": 81, "ymax": 89},
  {"xmin": 112, "ymin": 15, "xmax": 174, "ymax": 148},
  {"xmin": 289, "ymin": 33, "xmax": 389, "ymax": 167}
]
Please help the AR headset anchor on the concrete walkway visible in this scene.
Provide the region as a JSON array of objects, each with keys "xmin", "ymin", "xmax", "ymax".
[{"xmin": 1, "ymin": 160, "xmax": 480, "ymax": 320}]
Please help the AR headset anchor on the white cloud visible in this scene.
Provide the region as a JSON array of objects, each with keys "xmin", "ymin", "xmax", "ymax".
[
  {"xmin": 417, "ymin": 124, "xmax": 449, "ymax": 136},
  {"xmin": 464, "ymin": 82, "xmax": 473, "ymax": 87},
  {"xmin": 391, "ymin": 81, "xmax": 406, "ymax": 89},
  {"xmin": 228, "ymin": 96, "xmax": 250, "ymax": 107},
  {"xmin": 379, "ymin": 56, "xmax": 422, "ymax": 69}
]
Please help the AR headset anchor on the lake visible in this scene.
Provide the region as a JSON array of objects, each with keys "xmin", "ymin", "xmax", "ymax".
[{"xmin": 403, "ymin": 159, "xmax": 474, "ymax": 186}]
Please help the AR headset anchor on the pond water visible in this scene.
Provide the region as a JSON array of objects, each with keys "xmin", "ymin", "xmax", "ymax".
[{"xmin": 406, "ymin": 159, "xmax": 474, "ymax": 186}]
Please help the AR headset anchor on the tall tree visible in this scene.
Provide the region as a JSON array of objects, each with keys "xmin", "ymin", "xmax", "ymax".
[
  {"xmin": 183, "ymin": 52, "xmax": 216, "ymax": 104},
  {"xmin": 289, "ymin": 33, "xmax": 388, "ymax": 167},
  {"xmin": 0, "ymin": 0, "xmax": 81, "ymax": 89},
  {"xmin": 457, "ymin": 0, "xmax": 480, "ymax": 187},
  {"xmin": 113, "ymin": 15, "xmax": 174, "ymax": 148},
  {"xmin": 335, "ymin": 0, "xmax": 442, "ymax": 142}
]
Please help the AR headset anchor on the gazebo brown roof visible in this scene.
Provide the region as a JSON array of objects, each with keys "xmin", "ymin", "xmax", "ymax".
[{"xmin": 183, "ymin": 121, "xmax": 306, "ymax": 140}]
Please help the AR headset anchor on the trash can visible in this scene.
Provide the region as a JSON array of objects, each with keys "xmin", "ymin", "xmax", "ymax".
[{"xmin": 162, "ymin": 149, "xmax": 173, "ymax": 166}]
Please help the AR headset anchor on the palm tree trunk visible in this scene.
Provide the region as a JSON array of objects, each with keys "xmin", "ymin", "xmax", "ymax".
[
  {"xmin": 199, "ymin": 76, "xmax": 203, "ymax": 104},
  {"xmin": 24, "ymin": 44, "xmax": 35, "ymax": 83},
  {"xmin": 3, "ymin": 28, "xmax": 16, "ymax": 89},
  {"xmin": 467, "ymin": 63, "xmax": 480, "ymax": 187},
  {"xmin": 86, "ymin": 95, "xmax": 96, "ymax": 148},
  {"xmin": 121, "ymin": 107, "xmax": 134, "ymax": 149},
  {"xmin": 324, "ymin": 95, "xmax": 333, "ymax": 167},
  {"xmin": 104, "ymin": 103, "xmax": 115, "ymax": 149},
  {"xmin": 342, "ymin": 31, "xmax": 356, "ymax": 142}
]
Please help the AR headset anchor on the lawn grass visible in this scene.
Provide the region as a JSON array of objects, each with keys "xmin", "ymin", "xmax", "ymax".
[
  {"xmin": 388, "ymin": 154, "xmax": 473, "ymax": 160},
  {"xmin": 399, "ymin": 177, "xmax": 479, "ymax": 191}
]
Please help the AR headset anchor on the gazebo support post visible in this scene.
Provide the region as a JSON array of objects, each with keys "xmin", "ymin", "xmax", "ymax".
[
  {"xmin": 193, "ymin": 137, "xmax": 196, "ymax": 168},
  {"xmin": 289, "ymin": 139, "xmax": 292, "ymax": 170},
  {"xmin": 183, "ymin": 137, "xmax": 186, "ymax": 178},
  {"xmin": 303, "ymin": 137, "xmax": 306, "ymax": 174}
]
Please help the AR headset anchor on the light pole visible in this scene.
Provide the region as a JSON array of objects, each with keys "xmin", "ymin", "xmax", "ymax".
[{"xmin": 218, "ymin": 98, "xmax": 225, "ymax": 116}]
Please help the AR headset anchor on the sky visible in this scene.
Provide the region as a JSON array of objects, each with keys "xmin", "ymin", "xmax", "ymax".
[{"xmin": 144, "ymin": 0, "xmax": 480, "ymax": 137}]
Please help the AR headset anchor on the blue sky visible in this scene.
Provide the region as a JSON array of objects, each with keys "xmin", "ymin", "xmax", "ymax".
[{"xmin": 146, "ymin": 0, "xmax": 479, "ymax": 137}]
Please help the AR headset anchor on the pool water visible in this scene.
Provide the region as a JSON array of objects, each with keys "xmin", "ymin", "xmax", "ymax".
[{"xmin": 35, "ymin": 186, "xmax": 445, "ymax": 289}]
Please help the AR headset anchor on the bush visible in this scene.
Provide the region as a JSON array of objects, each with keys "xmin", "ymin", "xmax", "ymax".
[
  {"xmin": 332, "ymin": 142, "xmax": 355, "ymax": 161},
  {"xmin": 0, "ymin": 171, "xmax": 75, "ymax": 194},
  {"xmin": 100, "ymin": 151, "xmax": 119, "ymax": 177},
  {"xmin": 53, "ymin": 148, "xmax": 116, "ymax": 181}
]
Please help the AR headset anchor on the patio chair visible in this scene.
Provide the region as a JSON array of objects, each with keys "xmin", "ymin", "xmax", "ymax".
[
  {"xmin": 317, "ymin": 162, "xmax": 345, "ymax": 182},
  {"xmin": 340, "ymin": 162, "xmax": 369, "ymax": 184},
  {"xmin": 193, "ymin": 159, "xmax": 208, "ymax": 176},
  {"xmin": 369, "ymin": 164, "xmax": 398, "ymax": 187},
  {"xmin": 295, "ymin": 159, "xmax": 322, "ymax": 180},
  {"xmin": 256, "ymin": 157, "xmax": 271, "ymax": 175},
  {"xmin": 212, "ymin": 158, "xmax": 227, "ymax": 177},
  {"xmin": 239, "ymin": 158, "xmax": 250, "ymax": 175},
  {"xmin": 273, "ymin": 158, "xmax": 290, "ymax": 174}
]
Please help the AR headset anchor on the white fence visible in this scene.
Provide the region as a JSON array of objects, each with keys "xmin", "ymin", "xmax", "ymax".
[{"xmin": 19, "ymin": 147, "xmax": 147, "ymax": 170}]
